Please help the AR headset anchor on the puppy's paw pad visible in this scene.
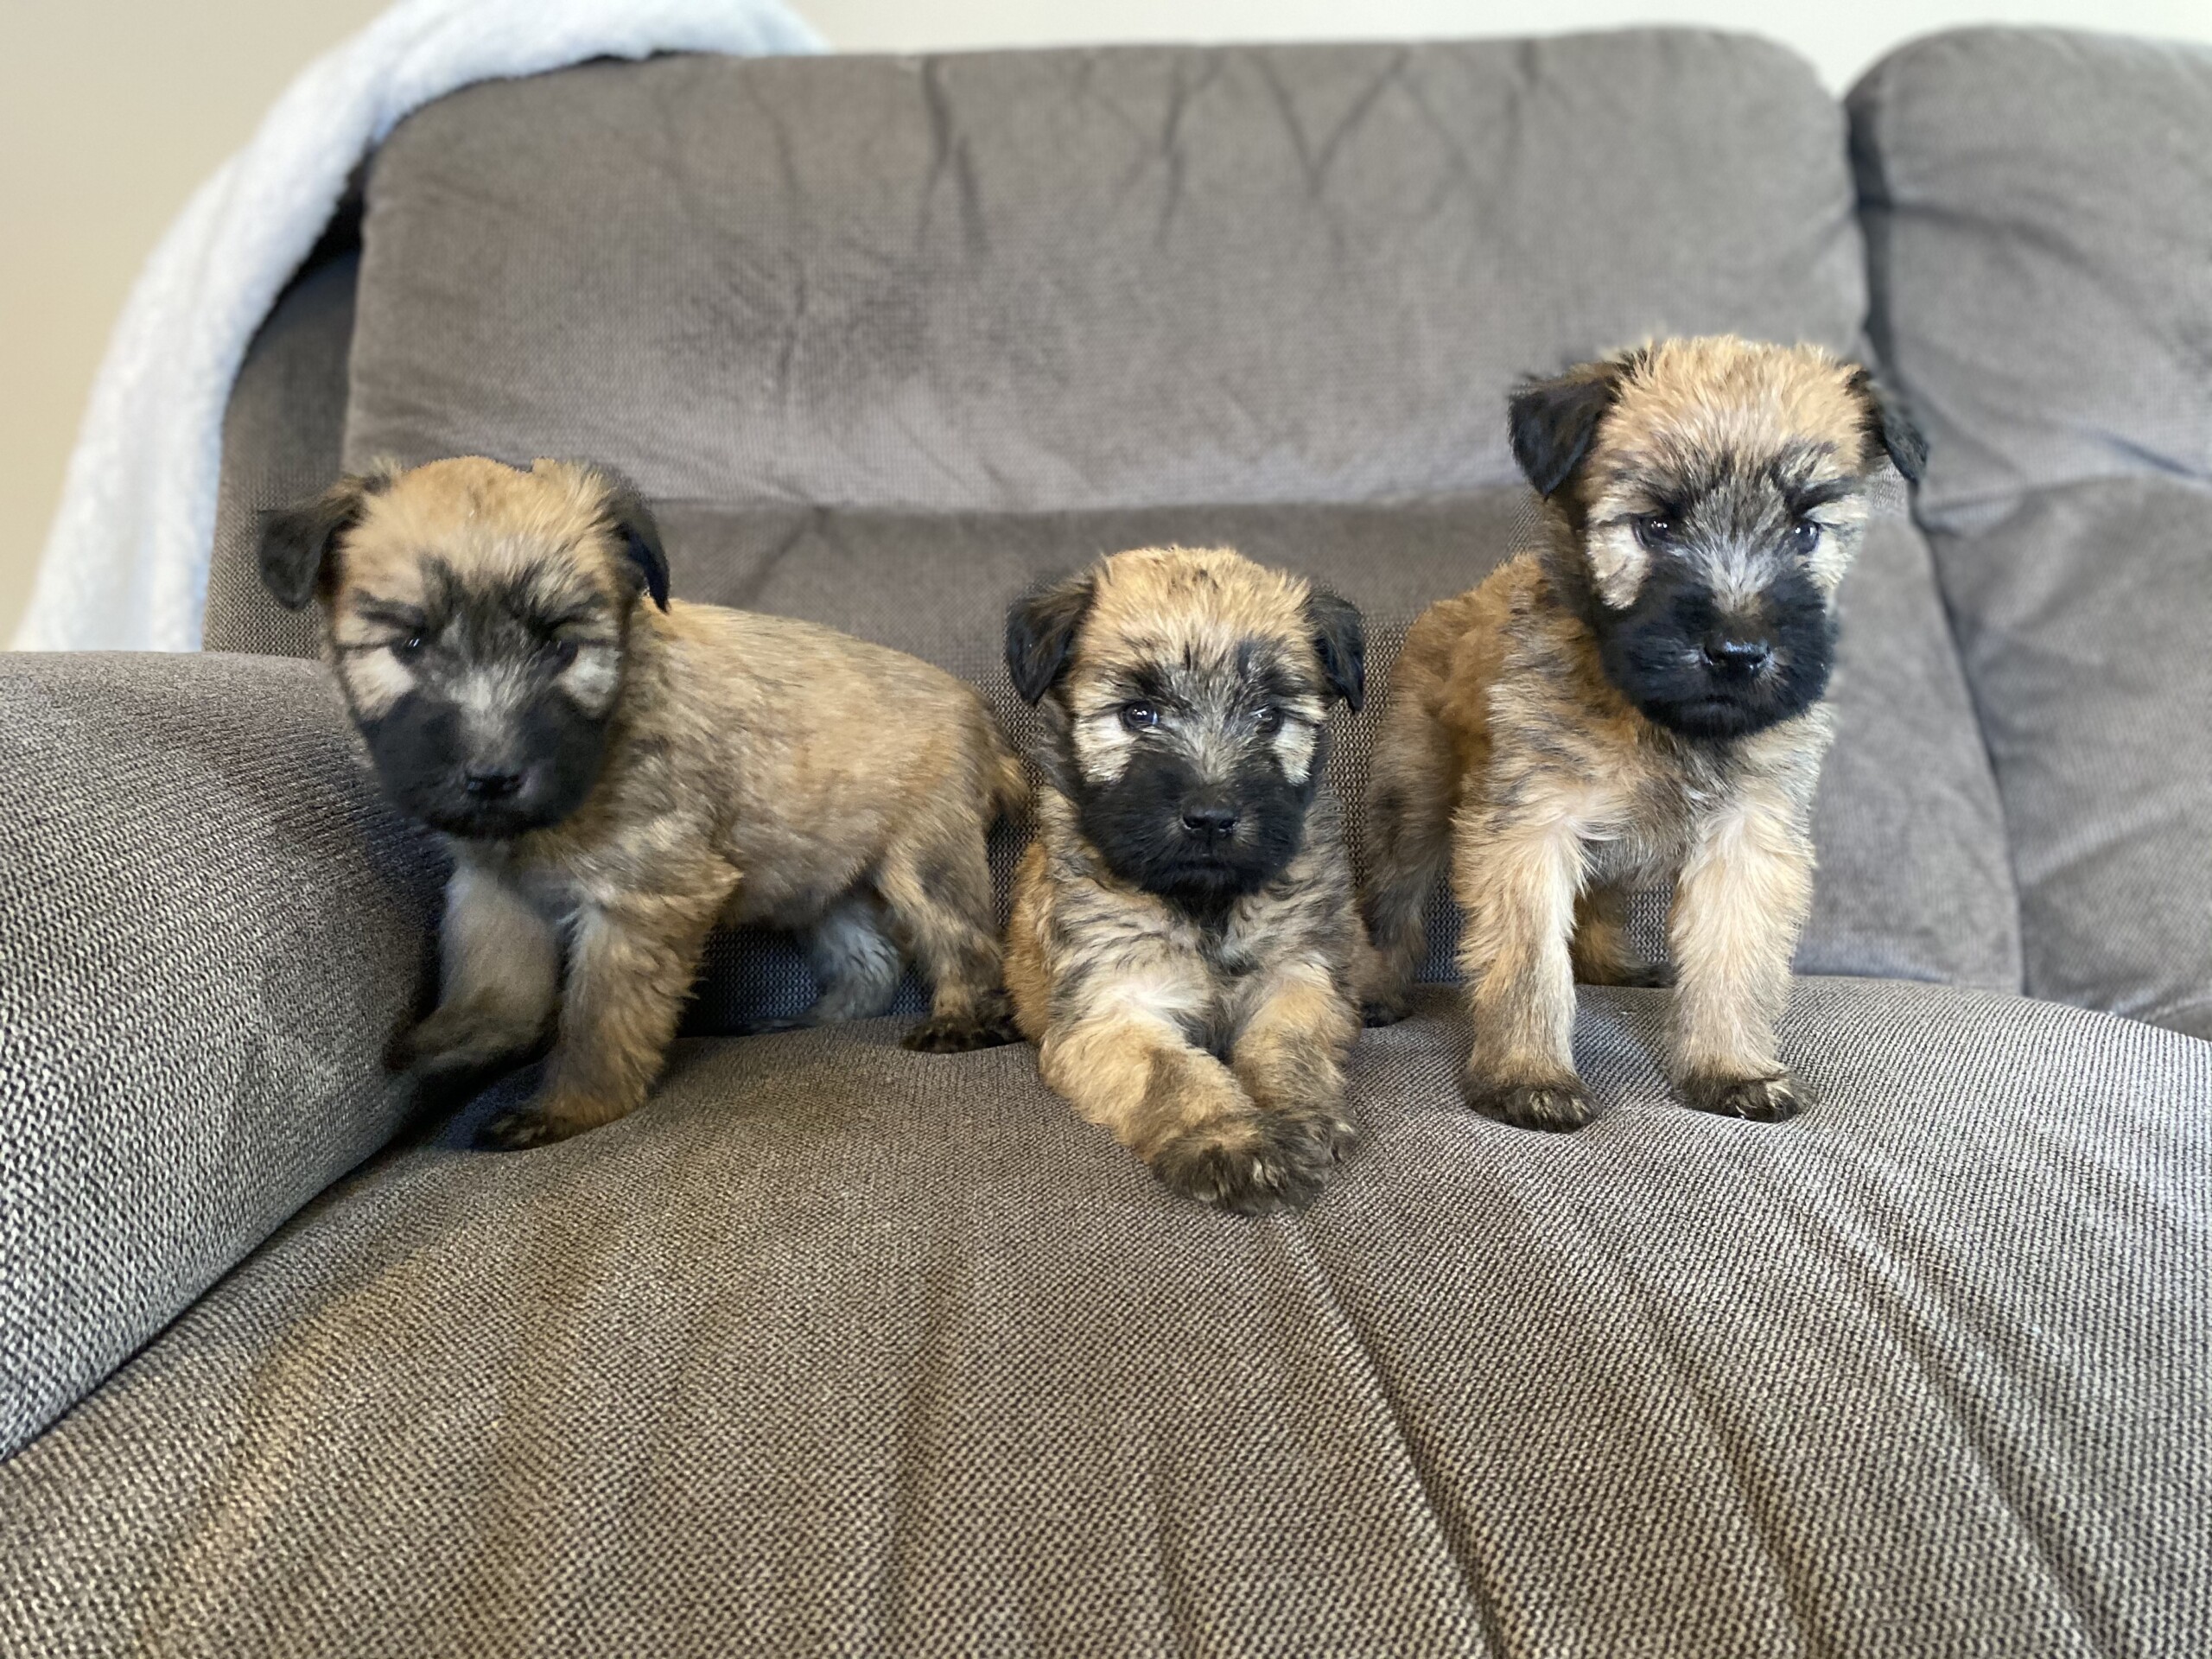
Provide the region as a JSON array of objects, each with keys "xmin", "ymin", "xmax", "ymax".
[
  {"xmin": 1466, "ymin": 1072, "xmax": 1595, "ymax": 1132},
  {"xmin": 1684, "ymin": 1071, "xmax": 1810, "ymax": 1122},
  {"xmin": 1153, "ymin": 1124, "xmax": 1331, "ymax": 1217},
  {"xmin": 900, "ymin": 1009, "xmax": 1020, "ymax": 1053},
  {"xmin": 475, "ymin": 1109, "xmax": 580, "ymax": 1152},
  {"xmin": 1274, "ymin": 1105, "xmax": 1360, "ymax": 1167}
]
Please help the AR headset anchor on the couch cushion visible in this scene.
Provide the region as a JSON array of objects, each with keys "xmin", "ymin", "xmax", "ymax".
[
  {"xmin": 665, "ymin": 485, "xmax": 2019, "ymax": 1027},
  {"xmin": 346, "ymin": 36, "xmax": 1868, "ymax": 508},
  {"xmin": 204, "ymin": 251, "xmax": 357, "ymax": 659},
  {"xmin": 4, "ymin": 981, "xmax": 2205, "ymax": 1656},
  {"xmin": 1851, "ymin": 28, "xmax": 2212, "ymax": 1036},
  {"xmin": 0, "ymin": 653, "xmax": 439, "ymax": 1459}
]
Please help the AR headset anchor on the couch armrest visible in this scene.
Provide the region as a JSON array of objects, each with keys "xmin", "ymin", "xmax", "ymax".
[{"xmin": 0, "ymin": 651, "xmax": 441, "ymax": 1457}]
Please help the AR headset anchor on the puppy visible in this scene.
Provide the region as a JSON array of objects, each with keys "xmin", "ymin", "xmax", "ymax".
[
  {"xmin": 1003, "ymin": 546, "xmax": 1370, "ymax": 1214},
  {"xmin": 259, "ymin": 455, "xmax": 1025, "ymax": 1148},
  {"xmin": 1363, "ymin": 337, "xmax": 1925, "ymax": 1128}
]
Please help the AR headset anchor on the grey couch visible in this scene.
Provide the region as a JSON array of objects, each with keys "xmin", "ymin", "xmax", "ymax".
[{"xmin": 3, "ymin": 26, "xmax": 2209, "ymax": 1657}]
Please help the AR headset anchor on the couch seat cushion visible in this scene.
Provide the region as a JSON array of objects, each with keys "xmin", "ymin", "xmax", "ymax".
[{"xmin": 3, "ymin": 981, "xmax": 2205, "ymax": 1656}]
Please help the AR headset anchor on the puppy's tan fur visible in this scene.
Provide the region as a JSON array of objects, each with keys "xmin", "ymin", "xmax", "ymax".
[
  {"xmin": 295, "ymin": 457, "xmax": 1024, "ymax": 1147},
  {"xmin": 1364, "ymin": 339, "xmax": 1918, "ymax": 1128},
  {"xmin": 1005, "ymin": 548, "xmax": 1369, "ymax": 1213}
]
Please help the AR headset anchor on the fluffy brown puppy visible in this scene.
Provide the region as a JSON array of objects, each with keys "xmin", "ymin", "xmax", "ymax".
[
  {"xmin": 1363, "ymin": 337, "xmax": 1926, "ymax": 1128},
  {"xmin": 1003, "ymin": 546, "xmax": 1370, "ymax": 1214},
  {"xmin": 259, "ymin": 455, "xmax": 1024, "ymax": 1148}
]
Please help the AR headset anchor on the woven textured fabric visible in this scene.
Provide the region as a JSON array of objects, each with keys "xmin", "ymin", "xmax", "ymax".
[
  {"xmin": 3, "ymin": 980, "xmax": 2206, "ymax": 1656},
  {"xmin": 202, "ymin": 252, "xmax": 358, "ymax": 659},
  {"xmin": 1850, "ymin": 29, "xmax": 2212, "ymax": 1037},
  {"xmin": 1929, "ymin": 481, "xmax": 2212, "ymax": 1036},
  {"xmin": 0, "ymin": 653, "xmax": 442, "ymax": 1457},
  {"xmin": 661, "ymin": 483, "xmax": 2018, "ymax": 1032},
  {"xmin": 345, "ymin": 35, "xmax": 1866, "ymax": 508},
  {"xmin": 1850, "ymin": 28, "xmax": 2212, "ymax": 532}
]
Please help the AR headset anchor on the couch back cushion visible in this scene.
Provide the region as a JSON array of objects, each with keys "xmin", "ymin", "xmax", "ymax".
[
  {"xmin": 1852, "ymin": 29, "xmax": 2212, "ymax": 1037},
  {"xmin": 346, "ymin": 35, "xmax": 1869, "ymax": 509},
  {"xmin": 341, "ymin": 37, "xmax": 2022, "ymax": 1016}
]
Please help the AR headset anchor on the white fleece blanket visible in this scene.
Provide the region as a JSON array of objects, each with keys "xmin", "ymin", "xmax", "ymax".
[{"xmin": 14, "ymin": 0, "xmax": 821, "ymax": 652}]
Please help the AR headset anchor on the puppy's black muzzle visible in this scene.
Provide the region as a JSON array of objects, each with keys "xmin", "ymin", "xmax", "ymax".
[
  {"xmin": 361, "ymin": 690, "xmax": 610, "ymax": 840},
  {"xmin": 1596, "ymin": 563, "xmax": 1834, "ymax": 741},
  {"xmin": 1077, "ymin": 750, "xmax": 1312, "ymax": 906}
]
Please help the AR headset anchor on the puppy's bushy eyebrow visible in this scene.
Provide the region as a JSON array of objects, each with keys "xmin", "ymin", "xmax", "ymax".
[
  {"xmin": 1116, "ymin": 663, "xmax": 1179, "ymax": 706},
  {"xmin": 352, "ymin": 597, "xmax": 429, "ymax": 632},
  {"xmin": 1781, "ymin": 476, "xmax": 1861, "ymax": 515}
]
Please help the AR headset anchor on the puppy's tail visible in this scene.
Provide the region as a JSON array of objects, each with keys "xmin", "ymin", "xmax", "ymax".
[{"xmin": 982, "ymin": 716, "xmax": 1030, "ymax": 824}]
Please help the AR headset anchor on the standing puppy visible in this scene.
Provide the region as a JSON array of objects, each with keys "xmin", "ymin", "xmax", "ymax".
[
  {"xmin": 1004, "ymin": 547, "xmax": 1370, "ymax": 1215},
  {"xmin": 1363, "ymin": 337, "xmax": 1925, "ymax": 1128},
  {"xmin": 261, "ymin": 456, "xmax": 1024, "ymax": 1149}
]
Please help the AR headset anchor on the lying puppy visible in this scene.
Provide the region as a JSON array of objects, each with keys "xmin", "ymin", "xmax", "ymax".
[
  {"xmin": 260, "ymin": 456, "xmax": 1024, "ymax": 1148},
  {"xmin": 1363, "ymin": 337, "xmax": 1925, "ymax": 1128},
  {"xmin": 1003, "ymin": 546, "xmax": 1370, "ymax": 1214}
]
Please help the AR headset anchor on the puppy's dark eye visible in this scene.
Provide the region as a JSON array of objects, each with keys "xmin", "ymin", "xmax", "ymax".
[
  {"xmin": 1789, "ymin": 519, "xmax": 1823, "ymax": 556},
  {"xmin": 1634, "ymin": 516, "xmax": 1676, "ymax": 551},
  {"xmin": 1120, "ymin": 702, "xmax": 1160, "ymax": 732},
  {"xmin": 1252, "ymin": 707, "xmax": 1284, "ymax": 734},
  {"xmin": 392, "ymin": 634, "xmax": 425, "ymax": 659},
  {"xmin": 545, "ymin": 638, "xmax": 580, "ymax": 670}
]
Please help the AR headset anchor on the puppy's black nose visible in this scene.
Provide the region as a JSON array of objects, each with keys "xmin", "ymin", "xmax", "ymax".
[
  {"xmin": 1181, "ymin": 803, "xmax": 1239, "ymax": 839},
  {"xmin": 463, "ymin": 769, "xmax": 524, "ymax": 799},
  {"xmin": 1701, "ymin": 637, "xmax": 1772, "ymax": 679}
]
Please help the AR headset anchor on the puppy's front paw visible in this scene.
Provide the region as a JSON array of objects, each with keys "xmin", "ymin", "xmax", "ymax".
[
  {"xmin": 902, "ymin": 995, "xmax": 1022, "ymax": 1053},
  {"xmin": 1464, "ymin": 1065, "xmax": 1596, "ymax": 1132},
  {"xmin": 1681, "ymin": 1070, "xmax": 1810, "ymax": 1122},
  {"xmin": 1361, "ymin": 995, "xmax": 1411, "ymax": 1027},
  {"xmin": 1150, "ymin": 1108, "xmax": 1350, "ymax": 1216},
  {"xmin": 476, "ymin": 1106, "xmax": 589, "ymax": 1151}
]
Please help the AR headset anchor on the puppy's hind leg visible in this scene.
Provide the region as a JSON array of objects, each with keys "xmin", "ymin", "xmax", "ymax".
[
  {"xmin": 390, "ymin": 861, "xmax": 558, "ymax": 1080},
  {"xmin": 878, "ymin": 830, "xmax": 1020, "ymax": 1053},
  {"xmin": 1571, "ymin": 881, "xmax": 1672, "ymax": 988},
  {"xmin": 799, "ymin": 891, "xmax": 906, "ymax": 1024},
  {"xmin": 1361, "ymin": 705, "xmax": 1458, "ymax": 1025}
]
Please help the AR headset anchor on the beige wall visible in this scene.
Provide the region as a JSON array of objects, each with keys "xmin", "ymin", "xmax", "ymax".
[
  {"xmin": 0, "ymin": 0, "xmax": 389, "ymax": 643},
  {"xmin": 6, "ymin": 0, "xmax": 2209, "ymax": 645}
]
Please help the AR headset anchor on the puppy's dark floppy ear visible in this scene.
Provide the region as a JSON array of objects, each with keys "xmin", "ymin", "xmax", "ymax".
[
  {"xmin": 257, "ymin": 474, "xmax": 386, "ymax": 609},
  {"xmin": 589, "ymin": 469, "xmax": 670, "ymax": 610},
  {"xmin": 1006, "ymin": 572, "xmax": 1095, "ymax": 705},
  {"xmin": 1845, "ymin": 366, "xmax": 1929, "ymax": 484},
  {"xmin": 1509, "ymin": 359, "xmax": 1628, "ymax": 499},
  {"xmin": 1306, "ymin": 588, "xmax": 1365, "ymax": 713}
]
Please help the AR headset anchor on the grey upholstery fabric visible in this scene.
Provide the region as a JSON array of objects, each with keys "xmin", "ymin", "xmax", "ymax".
[
  {"xmin": 347, "ymin": 36, "xmax": 1868, "ymax": 506},
  {"xmin": 1851, "ymin": 29, "xmax": 2212, "ymax": 533},
  {"xmin": 0, "ymin": 653, "xmax": 441, "ymax": 1456},
  {"xmin": 1851, "ymin": 29, "xmax": 2212, "ymax": 1036},
  {"xmin": 204, "ymin": 251, "xmax": 358, "ymax": 659},
  {"xmin": 664, "ymin": 481, "xmax": 2019, "ymax": 1030},
  {"xmin": 1927, "ymin": 481, "xmax": 2212, "ymax": 1035},
  {"xmin": 4, "ymin": 981, "xmax": 2205, "ymax": 1656}
]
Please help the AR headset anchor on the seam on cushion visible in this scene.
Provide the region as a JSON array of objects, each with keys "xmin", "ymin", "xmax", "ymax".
[
  {"xmin": 1263, "ymin": 1226, "xmax": 1510, "ymax": 1656},
  {"xmin": 1911, "ymin": 512, "xmax": 2031, "ymax": 999}
]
